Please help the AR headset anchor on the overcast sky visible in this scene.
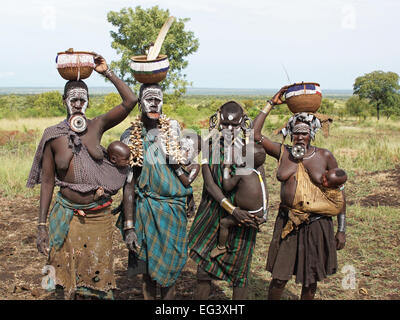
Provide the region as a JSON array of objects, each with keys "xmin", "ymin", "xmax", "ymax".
[{"xmin": 0, "ymin": 0, "xmax": 399, "ymax": 90}]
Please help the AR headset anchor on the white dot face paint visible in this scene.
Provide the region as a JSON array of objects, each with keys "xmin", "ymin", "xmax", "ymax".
[{"xmin": 66, "ymin": 88, "xmax": 88, "ymax": 115}]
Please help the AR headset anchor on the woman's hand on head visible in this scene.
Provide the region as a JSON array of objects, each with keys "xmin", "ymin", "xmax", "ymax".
[
  {"xmin": 271, "ymin": 85, "xmax": 290, "ymax": 105},
  {"xmin": 92, "ymin": 53, "xmax": 108, "ymax": 74}
]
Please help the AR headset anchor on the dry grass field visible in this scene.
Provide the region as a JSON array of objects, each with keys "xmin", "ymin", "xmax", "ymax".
[{"xmin": 0, "ymin": 114, "xmax": 399, "ymax": 300}]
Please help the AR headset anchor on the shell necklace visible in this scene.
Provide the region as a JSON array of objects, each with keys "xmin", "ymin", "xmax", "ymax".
[{"xmin": 128, "ymin": 115, "xmax": 186, "ymax": 167}]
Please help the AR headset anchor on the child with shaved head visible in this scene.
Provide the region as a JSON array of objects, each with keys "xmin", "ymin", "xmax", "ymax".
[{"xmin": 94, "ymin": 141, "xmax": 131, "ymax": 201}]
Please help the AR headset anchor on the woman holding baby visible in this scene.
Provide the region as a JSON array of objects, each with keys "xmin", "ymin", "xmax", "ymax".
[{"xmin": 253, "ymin": 86, "xmax": 347, "ymax": 300}]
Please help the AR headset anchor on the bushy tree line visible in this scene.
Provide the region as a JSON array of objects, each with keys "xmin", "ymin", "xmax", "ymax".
[
  {"xmin": 1, "ymin": 90, "xmax": 398, "ymax": 122},
  {"xmin": 0, "ymin": 92, "xmax": 125, "ymax": 119}
]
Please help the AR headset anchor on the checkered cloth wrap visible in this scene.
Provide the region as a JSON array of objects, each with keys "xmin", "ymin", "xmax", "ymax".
[
  {"xmin": 48, "ymin": 192, "xmax": 111, "ymax": 252},
  {"xmin": 125, "ymin": 127, "xmax": 193, "ymax": 287},
  {"xmin": 188, "ymin": 137, "xmax": 258, "ymax": 287},
  {"xmin": 27, "ymin": 119, "xmax": 128, "ymax": 197}
]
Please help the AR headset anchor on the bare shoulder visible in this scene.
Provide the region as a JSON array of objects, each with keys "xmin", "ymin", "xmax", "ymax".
[
  {"xmin": 315, "ymin": 147, "xmax": 338, "ymax": 168},
  {"xmin": 316, "ymin": 147, "xmax": 334, "ymax": 158}
]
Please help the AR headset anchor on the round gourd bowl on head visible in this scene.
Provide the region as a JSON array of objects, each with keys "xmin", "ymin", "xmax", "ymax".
[
  {"xmin": 56, "ymin": 50, "xmax": 96, "ymax": 81},
  {"xmin": 284, "ymin": 82, "xmax": 322, "ymax": 113},
  {"xmin": 129, "ymin": 54, "xmax": 169, "ymax": 84}
]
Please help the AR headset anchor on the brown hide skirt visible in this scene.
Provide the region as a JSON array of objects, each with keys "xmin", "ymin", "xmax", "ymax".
[
  {"xmin": 266, "ymin": 206, "xmax": 338, "ymax": 287},
  {"xmin": 48, "ymin": 206, "xmax": 116, "ymax": 299}
]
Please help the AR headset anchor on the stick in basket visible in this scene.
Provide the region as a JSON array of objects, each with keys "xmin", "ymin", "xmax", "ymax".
[{"xmin": 147, "ymin": 16, "xmax": 175, "ymax": 61}]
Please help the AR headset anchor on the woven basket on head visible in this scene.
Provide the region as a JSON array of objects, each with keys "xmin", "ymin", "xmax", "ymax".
[
  {"xmin": 129, "ymin": 55, "xmax": 169, "ymax": 84},
  {"xmin": 56, "ymin": 49, "xmax": 96, "ymax": 81},
  {"xmin": 285, "ymin": 82, "xmax": 322, "ymax": 113}
]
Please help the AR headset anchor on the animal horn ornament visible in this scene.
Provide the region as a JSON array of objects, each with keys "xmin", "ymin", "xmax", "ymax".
[
  {"xmin": 69, "ymin": 114, "xmax": 88, "ymax": 133},
  {"xmin": 291, "ymin": 144, "xmax": 306, "ymax": 160}
]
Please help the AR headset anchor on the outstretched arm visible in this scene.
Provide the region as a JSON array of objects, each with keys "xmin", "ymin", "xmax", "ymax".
[
  {"xmin": 93, "ymin": 54, "xmax": 138, "ymax": 132},
  {"xmin": 253, "ymin": 86, "xmax": 289, "ymax": 159}
]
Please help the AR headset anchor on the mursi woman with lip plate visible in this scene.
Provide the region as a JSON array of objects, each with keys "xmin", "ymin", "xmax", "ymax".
[
  {"xmin": 27, "ymin": 53, "xmax": 137, "ymax": 300},
  {"xmin": 252, "ymin": 86, "xmax": 347, "ymax": 300}
]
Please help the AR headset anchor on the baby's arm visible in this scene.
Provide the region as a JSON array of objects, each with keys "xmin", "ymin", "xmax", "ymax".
[{"xmin": 222, "ymin": 165, "xmax": 241, "ymax": 192}]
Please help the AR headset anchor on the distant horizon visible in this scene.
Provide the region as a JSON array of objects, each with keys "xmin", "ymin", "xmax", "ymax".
[
  {"xmin": 0, "ymin": 85, "xmax": 353, "ymax": 90},
  {"xmin": 0, "ymin": 86, "xmax": 353, "ymax": 96}
]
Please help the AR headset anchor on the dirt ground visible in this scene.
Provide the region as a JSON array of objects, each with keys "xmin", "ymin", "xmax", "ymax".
[{"xmin": 0, "ymin": 165, "xmax": 399, "ymax": 300}]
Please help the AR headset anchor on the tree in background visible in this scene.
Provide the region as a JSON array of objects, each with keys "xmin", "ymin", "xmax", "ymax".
[
  {"xmin": 107, "ymin": 6, "xmax": 199, "ymax": 98},
  {"xmin": 319, "ymin": 98, "xmax": 335, "ymax": 115},
  {"xmin": 345, "ymin": 95, "xmax": 373, "ymax": 120},
  {"xmin": 86, "ymin": 93, "xmax": 123, "ymax": 118},
  {"xmin": 353, "ymin": 71, "xmax": 400, "ymax": 120},
  {"xmin": 32, "ymin": 91, "xmax": 64, "ymax": 117}
]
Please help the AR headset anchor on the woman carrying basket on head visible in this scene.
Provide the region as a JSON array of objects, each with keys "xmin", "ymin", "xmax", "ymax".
[{"xmin": 252, "ymin": 86, "xmax": 347, "ymax": 300}]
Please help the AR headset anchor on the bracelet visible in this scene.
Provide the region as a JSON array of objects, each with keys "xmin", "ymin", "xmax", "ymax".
[
  {"xmin": 220, "ymin": 198, "xmax": 236, "ymax": 215},
  {"xmin": 255, "ymin": 135, "xmax": 265, "ymax": 144},
  {"xmin": 38, "ymin": 222, "xmax": 47, "ymax": 227},
  {"xmin": 101, "ymin": 68, "xmax": 113, "ymax": 78},
  {"xmin": 261, "ymin": 100, "xmax": 274, "ymax": 114},
  {"xmin": 223, "ymin": 167, "xmax": 230, "ymax": 180},
  {"xmin": 123, "ymin": 220, "xmax": 135, "ymax": 230},
  {"xmin": 175, "ymin": 167, "xmax": 184, "ymax": 176},
  {"xmin": 337, "ymin": 213, "xmax": 346, "ymax": 233}
]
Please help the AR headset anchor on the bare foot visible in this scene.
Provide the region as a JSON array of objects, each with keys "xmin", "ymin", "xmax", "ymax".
[
  {"xmin": 210, "ymin": 245, "xmax": 227, "ymax": 258},
  {"xmin": 94, "ymin": 187, "xmax": 104, "ymax": 201}
]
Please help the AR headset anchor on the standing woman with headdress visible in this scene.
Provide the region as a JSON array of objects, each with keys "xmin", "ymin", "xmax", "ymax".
[{"xmin": 252, "ymin": 86, "xmax": 347, "ymax": 300}]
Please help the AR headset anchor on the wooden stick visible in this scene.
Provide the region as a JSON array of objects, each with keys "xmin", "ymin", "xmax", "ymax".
[{"xmin": 147, "ymin": 16, "xmax": 175, "ymax": 61}]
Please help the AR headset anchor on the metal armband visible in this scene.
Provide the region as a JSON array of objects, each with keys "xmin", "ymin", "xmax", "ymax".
[
  {"xmin": 175, "ymin": 167, "xmax": 184, "ymax": 176},
  {"xmin": 223, "ymin": 167, "xmax": 230, "ymax": 180},
  {"xmin": 261, "ymin": 100, "xmax": 274, "ymax": 114},
  {"xmin": 337, "ymin": 213, "xmax": 346, "ymax": 233},
  {"xmin": 220, "ymin": 198, "xmax": 236, "ymax": 215},
  {"xmin": 123, "ymin": 220, "xmax": 135, "ymax": 231}
]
